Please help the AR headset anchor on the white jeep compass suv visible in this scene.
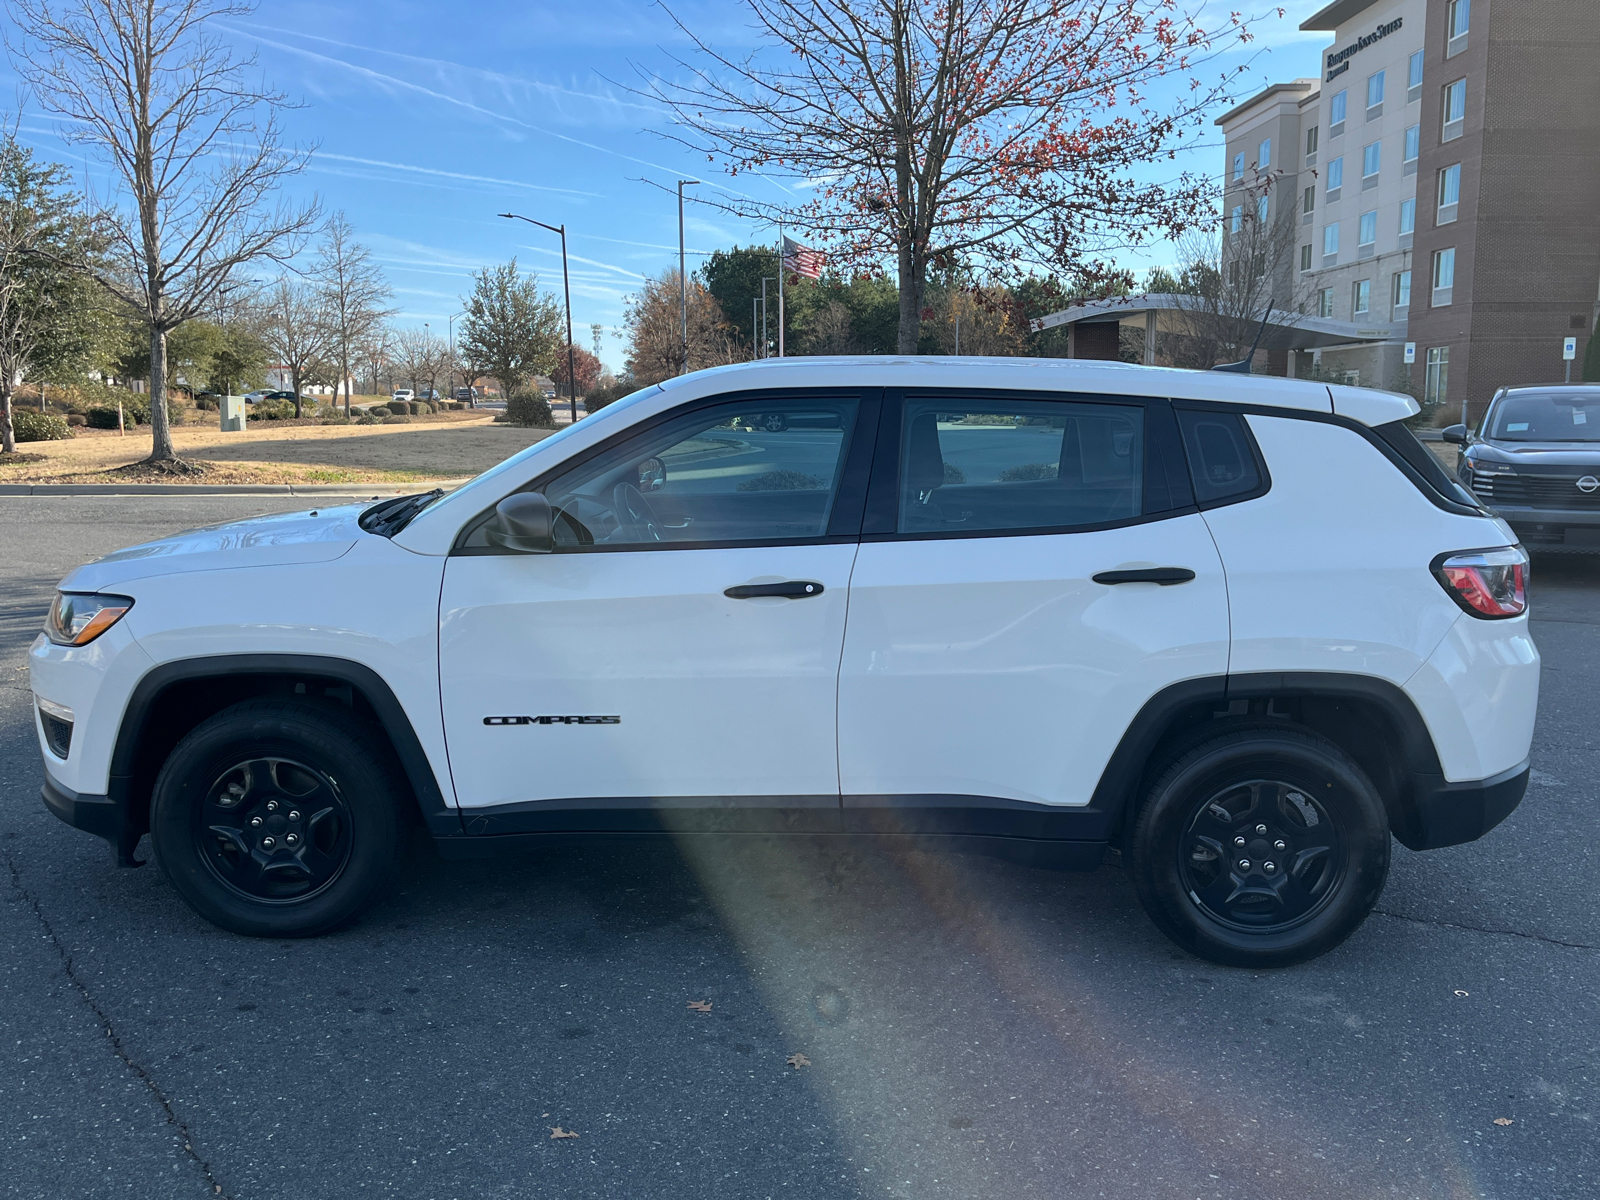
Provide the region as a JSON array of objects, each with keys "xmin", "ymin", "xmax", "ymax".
[{"xmin": 30, "ymin": 358, "xmax": 1539, "ymax": 966}]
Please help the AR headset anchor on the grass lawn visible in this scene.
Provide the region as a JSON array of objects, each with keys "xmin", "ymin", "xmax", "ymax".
[{"xmin": 0, "ymin": 411, "xmax": 556, "ymax": 485}]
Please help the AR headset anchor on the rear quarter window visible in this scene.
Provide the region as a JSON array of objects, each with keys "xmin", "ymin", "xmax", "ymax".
[{"xmin": 1175, "ymin": 408, "xmax": 1267, "ymax": 506}]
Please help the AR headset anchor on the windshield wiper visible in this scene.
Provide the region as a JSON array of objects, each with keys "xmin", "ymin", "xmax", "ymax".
[{"xmin": 359, "ymin": 489, "xmax": 444, "ymax": 537}]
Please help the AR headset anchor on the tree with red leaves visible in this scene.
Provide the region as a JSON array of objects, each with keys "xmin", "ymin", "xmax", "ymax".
[
  {"xmin": 550, "ymin": 342, "xmax": 602, "ymax": 395},
  {"xmin": 644, "ymin": 0, "xmax": 1264, "ymax": 353}
]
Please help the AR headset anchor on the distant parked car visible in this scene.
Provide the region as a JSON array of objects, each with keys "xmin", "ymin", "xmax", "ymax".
[
  {"xmin": 242, "ymin": 390, "xmax": 269, "ymax": 403},
  {"xmin": 1446, "ymin": 383, "xmax": 1600, "ymax": 551},
  {"xmin": 391, "ymin": 389, "xmax": 415, "ymax": 402},
  {"xmin": 453, "ymin": 388, "xmax": 476, "ymax": 403}
]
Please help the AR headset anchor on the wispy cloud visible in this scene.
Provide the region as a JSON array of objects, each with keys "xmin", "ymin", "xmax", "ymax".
[{"xmin": 313, "ymin": 151, "xmax": 603, "ymax": 198}]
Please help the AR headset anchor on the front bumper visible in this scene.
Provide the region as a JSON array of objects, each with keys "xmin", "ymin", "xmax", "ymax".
[
  {"xmin": 1489, "ymin": 504, "xmax": 1600, "ymax": 549},
  {"xmin": 1392, "ymin": 759, "xmax": 1529, "ymax": 850},
  {"xmin": 42, "ymin": 774, "xmax": 144, "ymax": 866}
]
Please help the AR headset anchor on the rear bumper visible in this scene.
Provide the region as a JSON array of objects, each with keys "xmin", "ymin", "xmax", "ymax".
[
  {"xmin": 1392, "ymin": 759, "xmax": 1529, "ymax": 850},
  {"xmin": 42, "ymin": 774, "xmax": 144, "ymax": 866},
  {"xmin": 1494, "ymin": 505, "xmax": 1600, "ymax": 549}
]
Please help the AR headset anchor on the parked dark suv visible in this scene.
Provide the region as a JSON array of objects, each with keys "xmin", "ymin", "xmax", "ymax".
[{"xmin": 1446, "ymin": 384, "xmax": 1600, "ymax": 551}]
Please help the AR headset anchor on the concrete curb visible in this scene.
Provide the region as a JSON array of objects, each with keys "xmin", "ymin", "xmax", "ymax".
[{"xmin": 0, "ymin": 481, "xmax": 466, "ymax": 497}]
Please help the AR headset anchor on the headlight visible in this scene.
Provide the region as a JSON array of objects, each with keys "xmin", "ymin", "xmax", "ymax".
[{"xmin": 46, "ymin": 592, "xmax": 134, "ymax": 646}]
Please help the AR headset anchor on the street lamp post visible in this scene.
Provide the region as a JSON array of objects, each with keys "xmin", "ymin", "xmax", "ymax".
[
  {"xmin": 499, "ymin": 212, "xmax": 578, "ymax": 424},
  {"xmin": 447, "ymin": 310, "xmax": 466, "ymax": 406},
  {"xmin": 678, "ymin": 179, "xmax": 699, "ymax": 375}
]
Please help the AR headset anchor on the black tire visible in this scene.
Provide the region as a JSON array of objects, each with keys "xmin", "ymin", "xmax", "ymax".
[
  {"xmin": 1129, "ymin": 728, "xmax": 1390, "ymax": 967},
  {"xmin": 149, "ymin": 699, "xmax": 407, "ymax": 937}
]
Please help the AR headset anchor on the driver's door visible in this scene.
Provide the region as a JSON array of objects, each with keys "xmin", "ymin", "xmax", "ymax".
[{"xmin": 438, "ymin": 390, "xmax": 872, "ymax": 832}]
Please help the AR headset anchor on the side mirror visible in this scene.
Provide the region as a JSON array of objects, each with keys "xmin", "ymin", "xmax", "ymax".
[
  {"xmin": 637, "ymin": 456, "xmax": 667, "ymax": 493},
  {"xmin": 1441, "ymin": 424, "xmax": 1468, "ymax": 445},
  {"xmin": 486, "ymin": 492, "xmax": 554, "ymax": 553}
]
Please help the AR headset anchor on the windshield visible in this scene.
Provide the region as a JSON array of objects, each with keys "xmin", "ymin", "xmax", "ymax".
[{"xmin": 1487, "ymin": 390, "xmax": 1600, "ymax": 441}]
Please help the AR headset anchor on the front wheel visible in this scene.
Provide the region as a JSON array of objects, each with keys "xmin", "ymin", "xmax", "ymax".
[
  {"xmin": 149, "ymin": 699, "xmax": 406, "ymax": 937},
  {"xmin": 1129, "ymin": 728, "xmax": 1390, "ymax": 967}
]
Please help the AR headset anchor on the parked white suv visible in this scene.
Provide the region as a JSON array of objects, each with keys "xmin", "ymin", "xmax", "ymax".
[{"xmin": 30, "ymin": 359, "xmax": 1538, "ymax": 965}]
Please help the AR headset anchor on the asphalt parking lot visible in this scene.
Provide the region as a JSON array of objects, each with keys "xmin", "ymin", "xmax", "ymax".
[{"xmin": 3, "ymin": 496, "xmax": 1597, "ymax": 1200}]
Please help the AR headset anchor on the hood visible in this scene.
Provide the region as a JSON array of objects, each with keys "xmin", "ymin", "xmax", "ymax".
[
  {"xmin": 1470, "ymin": 439, "xmax": 1600, "ymax": 467},
  {"xmin": 59, "ymin": 504, "xmax": 367, "ymax": 593}
]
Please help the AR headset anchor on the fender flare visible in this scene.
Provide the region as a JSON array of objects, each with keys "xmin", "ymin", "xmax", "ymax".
[
  {"xmin": 1089, "ymin": 671, "xmax": 1448, "ymax": 847},
  {"xmin": 110, "ymin": 653, "xmax": 461, "ymax": 838}
]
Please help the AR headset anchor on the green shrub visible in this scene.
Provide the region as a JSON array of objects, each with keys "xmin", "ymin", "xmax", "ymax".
[
  {"xmin": 65, "ymin": 413, "xmax": 86, "ymax": 427},
  {"xmin": 319, "ymin": 413, "xmax": 351, "ymax": 425},
  {"xmin": 416, "ymin": 401, "xmax": 434, "ymax": 415},
  {"xmin": 11, "ymin": 410, "xmax": 73, "ymax": 442},
  {"xmin": 380, "ymin": 414, "xmax": 413, "ymax": 424},
  {"xmin": 997, "ymin": 462, "xmax": 1058, "ymax": 482},
  {"xmin": 505, "ymin": 389, "xmax": 555, "ymax": 428},
  {"xmin": 582, "ymin": 381, "xmax": 632, "ymax": 413},
  {"xmin": 355, "ymin": 414, "xmax": 378, "ymax": 425},
  {"xmin": 85, "ymin": 406, "xmax": 122, "ymax": 429}
]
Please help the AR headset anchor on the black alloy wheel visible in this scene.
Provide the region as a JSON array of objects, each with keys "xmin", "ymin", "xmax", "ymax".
[
  {"xmin": 1130, "ymin": 727, "xmax": 1390, "ymax": 967},
  {"xmin": 197, "ymin": 757, "xmax": 352, "ymax": 903},
  {"xmin": 149, "ymin": 699, "xmax": 406, "ymax": 937}
]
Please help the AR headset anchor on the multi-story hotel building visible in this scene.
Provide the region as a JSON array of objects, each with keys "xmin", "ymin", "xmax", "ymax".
[{"xmin": 1214, "ymin": 0, "xmax": 1600, "ymax": 419}]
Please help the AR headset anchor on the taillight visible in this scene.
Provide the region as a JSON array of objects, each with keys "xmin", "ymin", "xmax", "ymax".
[{"xmin": 1432, "ymin": 547, "xmax": 1528, "ymax": 618}]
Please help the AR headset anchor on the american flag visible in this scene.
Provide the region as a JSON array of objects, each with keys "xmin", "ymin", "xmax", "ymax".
[{"xmin": 783, "ymin": 236, "xmax": 825, "ymax": 280}]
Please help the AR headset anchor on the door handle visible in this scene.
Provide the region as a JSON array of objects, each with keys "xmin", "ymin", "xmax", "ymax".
[
  {"xmin": 724, "ymin": 580, "xmax": 826, "ymax": 600},
  {"xmin": 1092, "ymin": 568, "xmax": 1196, "ymax": 586}
]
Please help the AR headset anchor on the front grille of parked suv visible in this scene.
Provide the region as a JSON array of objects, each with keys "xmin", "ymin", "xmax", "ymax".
[{"xmin": 1468, "ymin": 468, "xmax": 1600, "ymax": 508}]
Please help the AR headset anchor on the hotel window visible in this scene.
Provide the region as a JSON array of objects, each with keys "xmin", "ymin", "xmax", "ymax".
[
  {"xmin": 1425, "ymin": 346, "xmax": 1450, "ymax": 405},
  {"xmin": 1362, "ymin": 142, "xmax": 1381, "ymax": 188},
  {"xmin": 1327, "ymin": 156, "xmax": 1344, "ymax": 198},
  {"xmin": 1353, "ymin": 280, "xmax": 1371, "ymax": 315},
  {"xmin": 1318, "ymin": 288, "xmax": 1336, "ymax": 318},
  {"xmin": 1303, "ymin": 185, "xmax": 1315, "ymax": 216},
  {"xmin": 1258, "ymin": 137, "xmax": 1271, "ymax": 170},
  {"xmin": 1408, "ymin": 50, "xmax": 1424, "ymax": 103},
  {"xmin": 1233, "ymin": 152, "xmax": 1245, "ymax": 181},
  {"xmin": 1329, "ymin": 90, "xmax": 1347, "ymax": 136},
  {"xmin": 1437, "ymin": 163, "xmax": 1461, "ymax": 224},
  {"xmin": 1323, "ymin": 223, "xmax": 1340, "ymax": 264},
  {"xmin": 1432, "ymin": 247, "xmax": 1456, "ymax": 306},
  {"xmin": 1231, "ymin": 205, "xmax": 1243, "ymax": 234},
  {"xmin": 1256, "ymin": 193, "xmax": 1269, "ymax": 224},
  {"xmin": 1403, "ymin": 123, "xmax": 1420, "ymax": 175},
  {"xmin": 1442, "ymin": 79, "xmax": 1466, "ymax": 141},
  {"xmin": 1305, "ymin": 125, "xmax": 1319, "ymax": 166},
  {"xmin": 1359, "ymin": 210, "xmax": 1378, "ymax": 252},
  {"xmin": 1366, "ymin": 70, "xmax": 1385, "ymax": 118},
  {"xmin": 1393, "ymin": 269, "xmax": 1412, "ymax": 314},
  {"xmin": 1447, "ymin": 0, "xmax": 1470, "ymax": 56},
  {"xmin": 1400, "ymin": 197, "xmax": 1416, "ymax": 237},
  {"xmin": 1301, "ymin": 244, "xmax": 1313, "ymax": 272}
]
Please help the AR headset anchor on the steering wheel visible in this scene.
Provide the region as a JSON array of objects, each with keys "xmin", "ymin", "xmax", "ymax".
[{"xmin": 611, "ymin": 481, "xmax": 664, "ymax": 542}]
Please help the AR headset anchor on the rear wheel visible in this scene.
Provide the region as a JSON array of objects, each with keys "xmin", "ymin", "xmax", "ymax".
[
  {"xmin": 1129, "ymin": 728, "xmax": 1390, "ymax": 967},
  {"xmin": 149, "ymin": 699, "xmax": 406, "ymax": 937}
]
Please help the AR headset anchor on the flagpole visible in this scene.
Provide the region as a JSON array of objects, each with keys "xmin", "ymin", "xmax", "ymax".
[{"xmin": 777, "ymin": 223, "xmax": 785, "ymax": 358}]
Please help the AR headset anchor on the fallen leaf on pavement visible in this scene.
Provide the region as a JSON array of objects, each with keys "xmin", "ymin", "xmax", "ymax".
[
  {"xmin": 786, "ymin": 1053, "xmax": 811, "ymax": 1070},
  {"xmin": 550, "ymin": 1126, "xmax": 580, "ymax": 1139},
  {"xmin": 687, "ymin": 999, "xmax": 713, "ymax": 1013},
  {"xmin": 1493, "ymin": 1118, "xmax": 1514, "ymax": 1127}
]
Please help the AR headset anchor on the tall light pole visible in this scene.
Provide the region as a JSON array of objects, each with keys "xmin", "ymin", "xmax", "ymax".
[
  {"xmin": 678, "ymin": 179, "xmax": 699, "ymax": 375},
  {"xmin": 447, "ymin": 309, "xmax": 466, "ymax": 406},
  {"xmin": 499, "ymin": 212, "xmax": 578, "ymax": 424}
]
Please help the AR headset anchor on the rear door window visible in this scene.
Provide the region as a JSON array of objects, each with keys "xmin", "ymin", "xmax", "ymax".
[{"xmin": 896, "ymin": 397, "xmax": 1144, "ymax": 534}]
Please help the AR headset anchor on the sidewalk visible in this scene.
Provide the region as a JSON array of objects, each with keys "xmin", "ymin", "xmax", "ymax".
[{"xmin": 0, "ymin": 481, "xmax": 462, "ymax": 497}]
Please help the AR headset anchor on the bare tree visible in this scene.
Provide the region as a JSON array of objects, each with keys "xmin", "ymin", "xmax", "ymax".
[
  {"xmin": 642, "ymin": 0, "xmax": 1254, "ymax": 353},
  {"xmin": 1168, "ymin": 173, "xmax": 1306, "ymax": 370},
  {"xmin": 9, "ymin": 0, "xmax": 320, "ymax": 470},
  {"xmin": 392, "ymin": 326, "xmax": 448, "ymax": 399},
  {"xmin": 315, "ymin": 213, "xmax": 392, "ymax": 416},
  {"xmin": 356, "ymin": 326, "xmax": 390, "ymax": 398},
  {"xmin": 260, "ymin": 278, "xmax": 332, "ymax": 417},
  {"xmin": 624, "ymin": 269, "xmax": 740, "ymax": 386}
]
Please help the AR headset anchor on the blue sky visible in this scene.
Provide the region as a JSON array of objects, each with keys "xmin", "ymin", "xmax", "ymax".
[{"xmin": 6, "ymin": 0, "xmax": 1337, "ymax": 371}]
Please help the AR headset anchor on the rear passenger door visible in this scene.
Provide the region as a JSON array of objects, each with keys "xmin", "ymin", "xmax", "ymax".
[{"xmin": 836, "ymin": 390, "xmax": 1231, "ymax": 826}]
